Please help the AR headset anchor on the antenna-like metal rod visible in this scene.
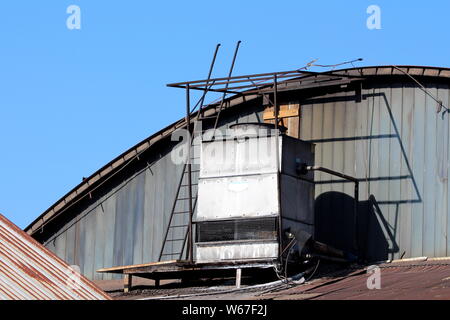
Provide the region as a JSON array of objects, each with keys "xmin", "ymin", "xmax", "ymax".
[
  {"xmin": 185, "ymin": 84, "xmax": 194, "ymax": 263},
  {"xmin": 192, "ymin": 43, "xmax": 221, "ymax": 114},
  {"xmin": 213, "ymin": 40, "xmax": 242, "ymax": 133}
]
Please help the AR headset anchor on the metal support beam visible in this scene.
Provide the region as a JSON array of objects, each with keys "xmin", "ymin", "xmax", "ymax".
[
  {"xmin": 235, "ymin": 268, "xmax": 242, "ymax": 289},
  {"xmin": 213, "ymin": 40, "xmax": 241, "ymax": 135},
  {"xmin": 186, "ymin": 84, "xmax": 194, "ymax": 263},
  {"xmin": 273, "ymin": 74, "xmax": 284, "ymax": 261},
  {"xmin": 123, "ymin": 274, "xmax": 132, "ymax": 293}
]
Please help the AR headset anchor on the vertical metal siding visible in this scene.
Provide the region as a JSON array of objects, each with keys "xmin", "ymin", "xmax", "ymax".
[{"xmin": 300, "ymin": 83, "xmax": 450, "ymax": 261}]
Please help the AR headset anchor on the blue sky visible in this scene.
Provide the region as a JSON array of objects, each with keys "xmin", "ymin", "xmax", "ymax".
[{"xmin": 1, "ymin": 1, "xmax": 450, "ymax": 228}]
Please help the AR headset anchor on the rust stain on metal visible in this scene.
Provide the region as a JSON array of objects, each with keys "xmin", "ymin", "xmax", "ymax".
[
  {"xmin": 0, "ymin": 213, "xmax": 111, "ymax": 300},
  {"xmin": 261, "ymin": 262, "xmax": 450, "ymax": 300}
]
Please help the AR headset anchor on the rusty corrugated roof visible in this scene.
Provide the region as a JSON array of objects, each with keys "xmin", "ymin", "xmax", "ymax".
[
  {"xmin": 261, "ymin": 260, "xmax": 450, "ymax": 300},
  {"xmin": 0, "ymin": 213, "xmax": 111, "ymax": 300}
]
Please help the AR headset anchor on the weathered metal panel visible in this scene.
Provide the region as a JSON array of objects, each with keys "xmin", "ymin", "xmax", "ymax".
[
  {"xmin": 447, "ymin": 87, "xmax": 450, "ymax": 257},
  {"xmin": 93, "ymin": 205, "xmax": 106, "ymax": 281},
  {"xmin": 399, "ymin": 83, "xmax": 414, "ymax": 258},
  {"xmin": 200, "ymin": 137, "xmax": 279, "ymax": 178},
  {"xmin": 143, "ymin": 165, "xmax": 158, "ymax": 263},
  {"xmin": 280, "ymin": 175, "xmax": 315, "ymax": 225},
  {"xmin": 82, "ymin": 208, "xmax": 96, "ymax": 279},
  {"xmin": 423, "ymin": 86, "xmax": 438, "ymax": 257},
  {"xmin": 411, "ymin": 87, "xmax": 426, "ymax": 257},
  {"xmin": 197, "ymin": 174, "xmax": 279, "ymax": 221},
  {"xmin": 300, "ymin": 83, "xmax": 450, "ymax": 261},
  {"xmin": 196, "ymin": 242, "xmax": 278, "ymax": 262},
  {"xmin": 0, "ymin": 214, "xmax": 110, "ymax": 300},
  {"xmin": 435, "ymin": 85, "xmax": 448, "ymax": 257},
  {"xmin": 102, "ymin": 195, "xmax": 117, "ymax": 280},
  {"xmin": 389, "ymin": 85, "xmax": 403, "ymax": 260}
]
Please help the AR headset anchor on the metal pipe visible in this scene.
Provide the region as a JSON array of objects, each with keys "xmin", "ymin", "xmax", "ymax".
[
  {"xmin": 194, "ymin": 43, "xmax": 221, "ymax": 115},
  {"xmin": 273, "ymin": 74, "xmax": 284, "ymax": 261},
  {"xmin": 213, "ymin": 40, "xmax": 242, "ymax": 134},
  {"xmin": 166, "ymin": 66, "xmax": 364, "ymax": 88},
  {"xmin": 306, "ymin": 166, "xmax": 359, "ymax": 183},
  {"xmin": 186, "ymin": 84, "xmax": 194, "ymax": 263}
]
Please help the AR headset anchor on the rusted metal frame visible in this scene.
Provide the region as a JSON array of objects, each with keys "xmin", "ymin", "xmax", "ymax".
[
  {"xmin": 186, "ymin": 84, "xmax": 194, "ymax": 263},
  {"xmin": 293, "ymin": 69, "xmax": 366, "ymax": 80},
  {"xmin": 185, "ymin": 72, "xmax": 304, "ymax": 89},
  {"xmin": 167, "ymin": 68, "xmax": 366, "ymax": 91},
  {"xmin": 191, "ymin": 43, "xmax": 221, "ymax": 117},
  {"xmin": 273, "ymin": 74, "xmax": 284, "ymax": 263},
  {"xmin": 212, "ymin": 41, "xmax": 241, "ymax": 135},
  {"xmin": 170, "ymin": 84, "xmax": 241, "ymax": 95},
  {"xmin": 184, "ymin": 75, "xmax": 363, "ymax": 96},
  {"xmin": 306, "ymin": 166, "xmax": 360, "ymax": 255},
  {"xmin": 167, "ymin": 68, "xmax": 305, "ymax": 87},
  {"xmin": 244, "ymin": 78, "xmax": 364, "ymax": 95}
]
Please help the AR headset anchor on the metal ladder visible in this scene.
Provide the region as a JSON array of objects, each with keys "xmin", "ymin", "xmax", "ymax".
[{"xmin": 157, "ymin": 126, "xmax": 202, "ymax": 261}]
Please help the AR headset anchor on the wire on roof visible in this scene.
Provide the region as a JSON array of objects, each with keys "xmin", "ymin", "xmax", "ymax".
[{"xmin": 391, "ymin": 65, "xmax": 449, "ymax": 118}]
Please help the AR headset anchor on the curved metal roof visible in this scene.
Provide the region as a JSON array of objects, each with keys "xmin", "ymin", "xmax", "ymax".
[{"xmin": 25, "ymin": 65, "xmax": 450, "ymax": 236}]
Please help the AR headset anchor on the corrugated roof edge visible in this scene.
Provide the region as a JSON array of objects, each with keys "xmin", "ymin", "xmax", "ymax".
[
  {"xmin": 25, "ymin": 65, "xmax": 450, "ymax": 236},
  {"xmin": 0, "ymin": 213, "xmax": 111, "ymax": 300}
]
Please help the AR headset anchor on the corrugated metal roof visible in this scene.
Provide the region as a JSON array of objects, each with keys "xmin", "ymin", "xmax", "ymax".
[
  {"xmin": 261, "ymin": 260, "xmax": 450, "ymax": 300},
  {"xmin": 0, "ymin": 213, "xmax": 111, "ymax": 300}
]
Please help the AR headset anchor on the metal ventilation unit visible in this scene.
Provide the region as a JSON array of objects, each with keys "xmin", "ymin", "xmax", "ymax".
[{"xmin": 194, "ymin": 123, "xmax": 315, "ymax": 263}]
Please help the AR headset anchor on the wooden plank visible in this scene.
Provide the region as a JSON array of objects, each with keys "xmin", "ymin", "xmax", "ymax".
[
  {"xmin": 288, "ymin": 102, "xmax": 300, "ymax": 139},
  {"xmin": 263, "ymin": 107, "xmax": 299, "ymax": 120},
  {"xmin": 123, "ymin": 274, "xmax": 132, "ymax": 293},
  {"xmin": 97, "ymin": 259, "xmax": 179, "ymax": 273}
]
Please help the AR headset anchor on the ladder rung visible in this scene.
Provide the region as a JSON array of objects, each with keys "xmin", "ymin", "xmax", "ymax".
[
  {"xmin": 161, "ymin": 253, "xmax": 181, "ymax": 256},
  {"xmin": 170, "ymin": 225, "xmax": 188, "ymax": 228},
  {"xmin": 166, "ymin": 239, "xmax": 185, "ymax": 242},
  {"xmin": 177, "ymin": 197, "xmax": 194, "ymax": 201},
  {"xmin": 173, "ymin": 210, "xmax": 190, "ymax": 214},
  {"xmin": 181, "ymin": 184, "xmax": 198, "ymax": 187}
]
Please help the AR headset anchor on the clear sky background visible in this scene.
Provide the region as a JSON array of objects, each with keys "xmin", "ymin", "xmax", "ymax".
[{"xmin": 1, "ymin": 1, "xmax": 450, "ymax": 228}]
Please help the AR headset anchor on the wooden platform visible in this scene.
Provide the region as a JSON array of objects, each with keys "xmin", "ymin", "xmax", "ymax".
[{"xmin": 97, "ymin": 259, "xmax": 277, "ymax": 292}]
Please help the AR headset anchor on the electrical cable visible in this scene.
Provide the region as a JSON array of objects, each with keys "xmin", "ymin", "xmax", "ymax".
[{"xmin": 391, "ymin": 65, "xmax": 449, "ymax": 117}]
